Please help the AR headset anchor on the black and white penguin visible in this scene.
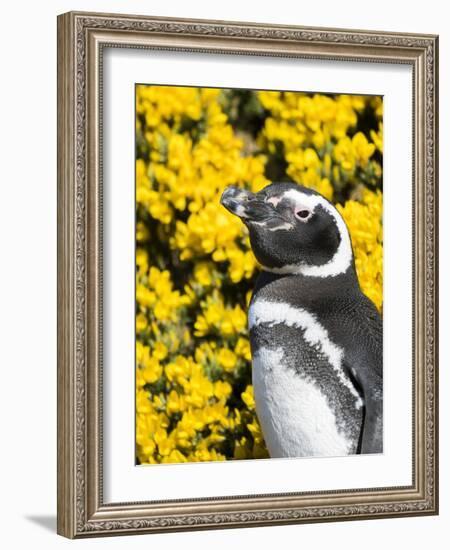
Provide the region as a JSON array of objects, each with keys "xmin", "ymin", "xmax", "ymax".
[{"xmin": 221, "ymin": 182, "xmax": 383, "ymax": 458}]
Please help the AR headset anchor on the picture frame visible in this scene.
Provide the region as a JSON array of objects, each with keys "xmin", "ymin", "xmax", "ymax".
[{"xmin": 57, "ymin": 11, "xmax": 439, "ymax": 538}]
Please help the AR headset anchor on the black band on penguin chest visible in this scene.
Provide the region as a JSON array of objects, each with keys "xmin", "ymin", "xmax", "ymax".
[{"xmin": 250, "ymin": 322, "xmax": 363, "ymax": 446}]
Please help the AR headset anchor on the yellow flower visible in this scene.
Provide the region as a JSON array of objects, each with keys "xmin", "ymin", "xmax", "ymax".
[
  {"xmin": 235, "ymin": 337, "xmax": 251, "ymax": 361},
  {"xmin": 334, "ymin": 132, "xmax": 376, "ymax": 172},
  {"xmin": 247, "ymin": 419, "xmax": 264, "ymax": 444},
  {"xmin": 352, "ymin": 132, "xmax": 376, "ymax": 166},
  {"xmin": 230, "ymin": 305, "xmax": 247, "ymax": 333},
  {"xmin": 136, "ymin": 266, "xmax": 190, "ymax": 324},
  {"xmin": 194, "ymin": 261, "xmax": 214, "ymax": 287},
  {"xmin": 161, "ymin": 450, "xmax": 189, "ymax": 464},
  {"xmin": 370, "ymin": 123, "xmax": 383, "ymax": 152},
  {"xmin": 334, "ymin": 136, "xmax": 356, "ymax": 171},
  {"xmin": 337, "ymin": 189, "xmax": 383, "ymax": 310},
  {"xmin": 165, "ymin": 355, "xmax": 191, "ymax": 385},
  {"xmin": 153, "ymin": 341, "xmax": 168, "ymax": 361},
  {"xmin": 136, "ymin": 313, "xmax": 148, "ymax": 333},
  {"xmin": 241, "ymin": 385, "xmax": 255, "ymax": 410},
  {"xmin": 135, "ymin": 85, "xmax": 382, "ymax": 464},
  {"xmin": 136, "ymin": 248, "xmax": 149, "ymax": 274},
  {"xmin": 227, "ymin": 248, "xmax": 257, "ymax": 283},
  {"xmin": 217, "ymin": 348, "xmax": 238, "ymax": 372},
  {"xmin": 166, "ymin": 390, "xmax": 186, "ymax": 414},
  {"xmin": 136, "ymin": 285, "xmax": 156, "ymax": 308},
  {"xmin": 214, "ymin": 380, "xmax": 232, "ymax": 401},
  {"xmin": 154, "ymin": 428, "xmax": 176, "ymax": 457},
  {"xmin": 136, "ymin": 221, "xmax": 150, "ymax": 242}
]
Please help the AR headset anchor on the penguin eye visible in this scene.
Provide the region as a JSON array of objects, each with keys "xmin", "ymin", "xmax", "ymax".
[{"xmin": 295, "ymin": 209, "xmax": 312, "ymax": 221}]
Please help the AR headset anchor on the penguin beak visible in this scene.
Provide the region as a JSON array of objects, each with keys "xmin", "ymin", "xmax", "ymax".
[
  {"xmin": 220, "ymin": 186, "xmax": 255, "ymax": 218},
  {"xmin": 221, "ymin": 186, "xmax": 274, "ymax": 222}
]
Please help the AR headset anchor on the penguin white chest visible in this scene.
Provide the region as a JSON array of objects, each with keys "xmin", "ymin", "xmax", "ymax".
[{"xmin": 252, "ymin": 347, "xmax": 352, "ymax": 458}]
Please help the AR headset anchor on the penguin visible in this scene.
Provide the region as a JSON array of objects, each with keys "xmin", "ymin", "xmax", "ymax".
[{"xmin": 220, "ymin": 181, "xmax": 383, "ymax": 458}]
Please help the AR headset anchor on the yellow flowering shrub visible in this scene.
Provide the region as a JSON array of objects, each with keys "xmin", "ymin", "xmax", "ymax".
[{"xmin": 136, "ymin": 85, "xmax": 383, "ymax": 464}]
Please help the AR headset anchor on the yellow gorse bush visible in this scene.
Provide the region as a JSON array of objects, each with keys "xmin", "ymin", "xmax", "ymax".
[{"xmin": 136, "ymin": 86, "xmax": 383, "ymax": 464}]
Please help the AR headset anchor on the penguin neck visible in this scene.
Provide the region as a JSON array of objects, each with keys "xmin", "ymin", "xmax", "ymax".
[{"xmin": 253, "ymin": 265, "xmax": 360, "ymax": 305}]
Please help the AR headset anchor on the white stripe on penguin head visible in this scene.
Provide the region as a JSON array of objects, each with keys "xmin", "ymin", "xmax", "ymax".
[{"xmin": 261, "ymin": 189, "xmax": 353, "ymax": 278}]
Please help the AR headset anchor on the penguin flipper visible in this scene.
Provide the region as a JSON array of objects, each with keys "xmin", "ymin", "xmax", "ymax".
[
  {"xmin": 341, "ymin": 293, "xmax": 383, "ymax": 454},
  {"xmin": 360, "ymin": 402, "xmax": 383, "ymax": 454}
]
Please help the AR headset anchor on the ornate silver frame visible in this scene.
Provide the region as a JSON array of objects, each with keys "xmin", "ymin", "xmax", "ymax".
[{"xmin": 57, "ymin": 11, "xmax": 439, "ymax": 538}]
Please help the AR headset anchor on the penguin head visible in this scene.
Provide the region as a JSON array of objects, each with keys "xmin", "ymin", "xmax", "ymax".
[{"xmin": 221, "ymin": 181, "xmax": 354, "ymax": 277}]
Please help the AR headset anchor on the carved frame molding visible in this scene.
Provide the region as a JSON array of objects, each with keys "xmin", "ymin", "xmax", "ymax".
[{"xmin": 57, "ymin": 11, "xmax": 438, "ymax": 538}]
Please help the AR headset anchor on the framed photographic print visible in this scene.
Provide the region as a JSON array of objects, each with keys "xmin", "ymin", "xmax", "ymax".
[{"xmin": 57, "ymin": 11, "xmax": 439, "ymax": 538}]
